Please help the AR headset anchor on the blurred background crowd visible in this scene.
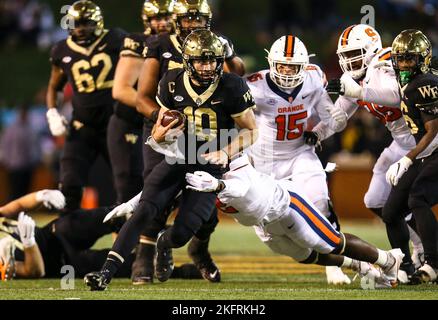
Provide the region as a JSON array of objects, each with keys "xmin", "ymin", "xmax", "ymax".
[{"xmin": 0, "ymin": 0, "xmax": 437, "ymax": 205}]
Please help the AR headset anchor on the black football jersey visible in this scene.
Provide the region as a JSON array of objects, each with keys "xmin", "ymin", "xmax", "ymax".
[
  {"xmin": 50, "ymin": 28, "xmax": 127, "ymax": 125},
  {"xmin": 156, "ymin": 68, "xmax": 255, "ymax": 165},
  {"xmin": 0, "ymin": 218, "xmax": 63, "ymax": 277},
  {"xmin": 401, "ymin": 73, "xmax": 438, "ymax": 144},
  {"xmin": 145, "ymin": 34, "xmax": 184, "ymax": 80}
]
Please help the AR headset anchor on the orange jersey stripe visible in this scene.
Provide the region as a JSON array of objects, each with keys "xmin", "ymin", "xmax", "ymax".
[{"xmin": 290, "ymin": 196, "xmax": 340, "ymax": 245}]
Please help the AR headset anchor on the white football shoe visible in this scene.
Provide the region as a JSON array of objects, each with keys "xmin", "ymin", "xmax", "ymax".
[
  {"xmin": 354, "ymin": 262, "xmax": 392, "ymax": 289},
  {"xmin": 382, "ymin": 249, "xmax": 404, "ymax": 287},
  {"xmin": 326, "ymin": 266, "xmax": 351, "ymax": 285}
]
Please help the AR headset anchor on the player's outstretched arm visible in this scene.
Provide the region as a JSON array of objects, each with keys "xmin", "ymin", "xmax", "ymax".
[
  {"xmin": 0, "ymin": 190, "xmax": 65, "ymax": 218},
  {"xmin": 46, "ymin": 65, "xmax": 68, "ymax": 136}
]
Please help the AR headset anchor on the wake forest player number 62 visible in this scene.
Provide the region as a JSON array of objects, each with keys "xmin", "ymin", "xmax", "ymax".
[{"xmin": 46, "ymin": 1, "xmax": 128, "ymax": 209}]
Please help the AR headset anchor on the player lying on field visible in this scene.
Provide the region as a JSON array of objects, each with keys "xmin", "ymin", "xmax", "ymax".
[
  {"xmin": 105, "ymin": 127, "xmax": 404, "ymax": 289},
  {"xmin": 185, "ymin": 155, "xmax": 405, "ymax": 288},
  {"xmin": 0, "ymin": 190, "xmax": 201, "ymax": 280}
]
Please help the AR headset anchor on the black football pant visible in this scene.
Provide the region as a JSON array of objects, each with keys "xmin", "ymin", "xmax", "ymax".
[
  {"xmin": 60, "ymin": 120, "xmax": 112, "ymax": 210},
  {"xmin": 382, "ymin": 152, "xmax": 438, "ymax": 268},
  {"xmin": 139, "ymin": 124, "xmax": 219, "ymax": 242},
  {"xmin": 111, "ymin": 160, "xmax": 220, "ymax": 260},
  {"xmin": 107, "ymin": 114, "xmax": 143, "ymax": 204},
  {"xmin": 42, "ymin": 206, "xmax": 132, "ymax": 277}
]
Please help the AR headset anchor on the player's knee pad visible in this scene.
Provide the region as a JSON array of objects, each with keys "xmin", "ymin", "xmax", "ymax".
[
  {"xmin": 330, "ymin": 232, "xmax": 346, "ymax": 255},
  {"xmin": 299, "ymin": 250, "xmax": 319, "ymax": 264}
]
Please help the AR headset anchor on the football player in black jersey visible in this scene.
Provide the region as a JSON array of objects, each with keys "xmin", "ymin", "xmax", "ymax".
[
  {"xmin": 110, "ymin": 0, "xmax": 176, "ymax": 285},
  {"xmin": 0, "ymin": 191, "xmax": 201, "ymax": 280},
  {"xmin": 382, "ymin": 29, "xmax": 438, "ymax": 284},
  {"xmin": 109, "ymin": 0, "xmax": 175, "ymax": 205},
  {"xmin": 84, "ymin": 30, "xmax": 258, "ymax": 291},
  {"xmin": 131, "ymin": 0, "xmax": 246, "ymax": 285},
  {"xmin": 46, "ymin": 1, "xmax": 127, "ymax": 210}
]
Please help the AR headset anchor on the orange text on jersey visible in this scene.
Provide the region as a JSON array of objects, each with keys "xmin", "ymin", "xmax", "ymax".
[{"xmin": 278, "ymin": 104, "xmax": 304, "ymax": 113}]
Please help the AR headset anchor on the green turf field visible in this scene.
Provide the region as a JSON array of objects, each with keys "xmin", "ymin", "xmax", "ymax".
[{"xmin": 1, "ymin": 218, "xmax": 438, "ymax": 300}]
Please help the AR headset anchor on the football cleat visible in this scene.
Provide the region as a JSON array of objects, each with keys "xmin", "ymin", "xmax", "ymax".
[
  {"xmin": 326, "ymin": 266, "xmax": 351, "ymax": 285},
  {"xmin": 188, "ymin": 237, "xmax": 221, "ymax": 283},
  {"xmin": 84, "ymin": 270, "xmax": 111, "ymax": 291},
  {"xmin": 354, "ymin": 262, "xmax": 392, "ymax": 289},
  {"xmin": 154, "ymin": 230, "xmax": 174, "ymax": 282},
  {"xmin": 382, "ymin": 249, "xmax": 404, "ymax": 287},
  {"xmin": 409, "ymin": 263, "xmax": 438, "ymax": 285},
  {"xmin": 131, "ymin": 243, "xmax": 155, "ymax": 285}
]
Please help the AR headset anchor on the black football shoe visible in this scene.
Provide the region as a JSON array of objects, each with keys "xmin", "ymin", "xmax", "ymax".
[
  {"xmin": 84, "ymin": 270, "xmax": 111, "ymax": 291},
  {"xmin": 155, "ymin": 230, "xmax": 174, "ymax": 282},
  {"xmin": 188, "ymin": 237, "xmax": 221, "ymax": 283},
  {"xmin": 131, "ymin": 243, "xmax": 155, "ymax": 285}
]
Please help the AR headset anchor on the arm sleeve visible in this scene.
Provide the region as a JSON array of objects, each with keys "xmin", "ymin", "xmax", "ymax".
[
  {"xmin": 218, "ymin": 169, "xmax": 251, "ymax": 201},
  {"xmin": 312, "ymin": 96, "xmax": 357, "ymax": 140},
  {"xmin": 362, "ymin": 71, "xmax": 401, "ymax": 107}
]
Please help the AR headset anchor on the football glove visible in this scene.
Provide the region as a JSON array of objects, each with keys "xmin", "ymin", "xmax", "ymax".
[
  {"xmin": 386, "ymin": 156, "xmax": 413, "ymax": 186},
  {"xmin": 35, "ymin": 189, "xmax": 65, "ymax": 210},
  {"xmin": 46, "ymin": 108, "xmax": 67, "ymax": 136},
  {"xmin": 373, "ymin": 60, "xmax": 394, "ymax": 73},
  {"xmin": 303, "ymin": 131, "xmax": 322, "ymax": 151},
  {"xmin": 103, "ymin": 192, "xmax": 141, "ymax": 223},
  {"xmin": 17, "ymin": 212, "xmax": 36, "ymax": 248},
  {"xmin": 326, "ymin": 79, "xmax": 344, "ymax": 95},
  {"xmin": 326, "ymin": 106, "xmax": 348, "ymax": 132},
  {"xmin": 186, "ymin": 171, "xmax": 219, "ymax": 193},
  {"xmin": 218, "ymin": 36, "xmax": 234, "ymax": 59},
  {"xmin": 340, "ymin": 73, "xmax": 363, "ymax": 99}
]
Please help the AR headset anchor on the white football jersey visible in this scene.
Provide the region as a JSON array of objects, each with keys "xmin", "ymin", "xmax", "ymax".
[
  {"xmin": 317, "ymin": 48, "xmax": 416, "ymax": 151},
  {"xmin": 246, "ymin": 65, "xmax": 339, "ymax": 160},
  {"xmin": 216, "ymin": 155, "xmax": 290, "ymax": 226}
]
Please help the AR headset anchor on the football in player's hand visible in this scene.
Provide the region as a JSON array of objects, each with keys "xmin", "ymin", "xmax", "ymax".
[{"xmin": 161, "ymin": 110, "xmax": 186, "ymax": 127}]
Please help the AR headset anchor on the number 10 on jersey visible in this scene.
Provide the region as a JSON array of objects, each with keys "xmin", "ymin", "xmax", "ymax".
[{"xmin": 275, "ymin": 111, "xmax": 308, "ymax": 140}]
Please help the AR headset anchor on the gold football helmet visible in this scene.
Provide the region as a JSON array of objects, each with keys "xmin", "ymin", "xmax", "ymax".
[
  {"xmin": 392, "ymin": 29, "xmax": 432, "ymax": 86},
  {"xmin": 141, "ymin": 0, "xmax": 175, "ymax": 35},
  {"xmin": 67, "ymin": 0, "xmax": 104, "ymax": 46},
  {"xmin": 173, "ymin": 0, "xmax": 212, "ymax": 41},
  {"xmin": 182, "ymin": 29, "xmax": 224, "ymax": 86}
]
